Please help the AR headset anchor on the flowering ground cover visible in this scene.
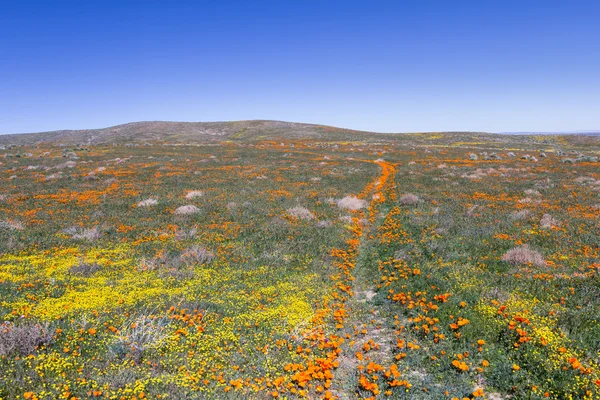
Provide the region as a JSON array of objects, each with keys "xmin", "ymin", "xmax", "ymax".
[{"xmin": 1, "ymin": 131, "xmax": 599, "ymax": 399}]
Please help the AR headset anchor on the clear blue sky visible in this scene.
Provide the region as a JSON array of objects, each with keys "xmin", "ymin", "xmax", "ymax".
[{"xmin": 1, "ymin": 0, "xmax": 599, "ymax": 134}]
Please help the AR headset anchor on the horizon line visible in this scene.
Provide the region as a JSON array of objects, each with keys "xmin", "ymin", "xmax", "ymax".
[{"xmin": 1, "ymin": 119, "xmax": 599, "ymax": 137}]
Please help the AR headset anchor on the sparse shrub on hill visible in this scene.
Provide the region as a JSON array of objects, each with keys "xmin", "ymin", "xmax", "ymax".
[
  {"xmin": 337, "ymin": 196, "xmax": 367, "ymax": 211},
  {"xmin": 54, "ymin": 161, "xmax": 76, "ymax": 170},
  {"xmin": 64, "ymin": 226, "xmax": 102, "ymax": 241},
  {"xmin": 287, "ymin": 206, "xmax": 315, "ymax": 220},
  {"xmin": 524, "ymin": 189, "xmax": 541, "ymax": 197},
  {"xmin": 174, "ymin": 205, "xmax": 200, "ymax": 215},
  {"xmin": 339, "ymin": 215, "xmax": 354, "ymax": 224},
  {"xmin": 69, "ymin": 261, "xmax": 102, "ymax": 276},
  {"xmin": 501, "ymin": 244, "xmax": 546, "ymax": 267},
  {"xmin": 174, "ymin": 227, "xmax": 198, "ymax": 241},
  {"xmin": 137, "ymin": 198, "xmax": 158, "ymax": 207},
  {"xmin": 466, "ymin": 205, "xmax": 480, "ymax": 217},
  {"xmin": 185, "ymin": 190, "xmax": 204, "ymax": 200},
  {"xmin": 179, "ymin": 245, "xmax": 214, "ymax": 266},
  {"xmin": 0, "ymin": 321, "xmax": 55, "ymax": 357},
  {"xmin": 510, "ymin": 209, "xmax": 532, "ymax": 221},
  {"xmin": 113, "ymin": 315, "xmax": 170, "ymax": 362},
  {"xmin": 540, "ymin": 213, "xmax": 559, "ymax": 229},
  {"xmin": 0, "ymin": 219, "xmax": 24, "ymax": 231},
  {"xmin": 400, "ymin": 193, "xmax": 419, "ymax": 205}
]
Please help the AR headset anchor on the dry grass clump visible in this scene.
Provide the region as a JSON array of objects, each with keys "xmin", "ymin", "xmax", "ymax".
[
  {"xmin": 337, "ymin": 196, "xmax": 367, "ymax": 211},
  {"xmin": 339, "ymin": 215, "xmax": 354, "ymax": 224},
  {"xmin": 511, "ymin": 210, "xmax": 532, "ymax": 221},
  {"xmin": 501, "ymin": 245, "xmax": 546, "ymax": 267},
  {"xmin": 0, "ymin": 219, "xmax": 24, "ymax": 231},
  {"xmin": 0, "ymin": 321, "xmax": 55, "ymax": 357},
  {"xmin": 137, "ymin": 198, "xmax": 158, "ymax": 207},
  {"xmin": 185, "ymin": 190, "xmax": 204, "ymax": 200},
  {"xmin": 520, "ymin": 196, "xmax": 542, "ymax": 205},
  {"xmin": 45, "ymin": 172, "xmax": 63, "ymax": 181},
  {"xmin": 138, "ymin": 246, "xmax": 213, "ymax": 277},
  {"xmin": 461, "ymin": 168, "xmax": 499, "ymax": 180},
  {"xmin": 466, "ymin": 205, "xmax": 480, "ymax": 217},
  {"xmin": 174, "ymin": 205, "xmax": 200, "ymax": 215},
  {"xmin": 114, "ymin": 315, "xmax": 170, "ymax": 361},
  {"xmin": 286, "ymin": 206, "xmax": 315, "ymax": 220},
  {"xmin": 137, "ymin": 253, "xmax": 177, "ymax": 273},
  {"xmin": 316, "ymin": 220, "xmax": 332, "ymax": 228},
  {"xmin": 64, "ymin": 226, "xmax": 102, "ymax": 241},
  {"xmin": 524, "ymin": 189, "xmax": 541, "ymax": 197},
  {"xmin": 540, "ymin": 213, "xmax": 559, "ymax": 229},
  {"xmin": 174, "ymin": 228, "xmax": 198, "ymax": 241},
  {"xmin": 574, "ymin": 176, "xmax": 596, "ymax": 184},
  {"xmin": 55, "ymin": 161, "xmax": 77, "ymax": 170},
  {"xmin": 400, "ymin": 193, "xmax": 420, "ymax": 205},
  {"xmin": 69, "ymin": 261, "xmax": 102, "ymax": 277},
  {"xmin": 179, "ymin": 245, "xmax": 214, "ymax": 266}
]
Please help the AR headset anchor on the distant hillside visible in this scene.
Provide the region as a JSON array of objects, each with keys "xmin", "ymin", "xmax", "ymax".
[
  {"xmin": 1, "ymin": 120, "xmax": 598, "ymax": 149},
  {"xmin": 0, "ymin": 120, "xmax": 375, "ymax": 145},
  {"xmin": 502, "ymin": 130, "xmax": 600, "ymax": 136}
]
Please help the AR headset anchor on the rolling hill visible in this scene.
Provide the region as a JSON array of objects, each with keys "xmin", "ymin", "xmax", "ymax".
[{"xmin": 1, "ymin": 120, "xmax": 598, "ymax": 151}]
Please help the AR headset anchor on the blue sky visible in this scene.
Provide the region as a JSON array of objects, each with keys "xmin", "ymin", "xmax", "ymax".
[{"xmin": 1, "ymin": 0, "xmax": 599, "ymax": 134}]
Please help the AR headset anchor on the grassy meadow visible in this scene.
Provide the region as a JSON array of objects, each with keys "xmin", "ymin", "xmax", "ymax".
[{"xmin": 0, "ymin": 131, "xmax": 599, "ymax": 399}]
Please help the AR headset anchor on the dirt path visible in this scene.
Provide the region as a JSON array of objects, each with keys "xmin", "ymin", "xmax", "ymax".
[
  {"xmin": 272, "ymin": 156, "xmax": 399, "ymax": 399},
  {"xmin": 328, "ymin": 160, "xmax": 398, "ymax": 399}
]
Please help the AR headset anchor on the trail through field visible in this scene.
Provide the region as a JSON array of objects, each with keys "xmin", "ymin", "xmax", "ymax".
[{"xmin": 327, "ymin": 160, "xmax": 402, "ymax": 399}]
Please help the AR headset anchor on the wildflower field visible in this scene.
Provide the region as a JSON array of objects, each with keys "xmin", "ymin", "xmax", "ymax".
[{"xmin": 1, "ymin": 125, "xmax": 599, "ymax": 399}]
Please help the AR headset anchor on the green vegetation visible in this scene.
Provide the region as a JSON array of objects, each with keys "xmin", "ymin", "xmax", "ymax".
[{"xmin": 1, "ymin": 126, "xmax": 599, "ymax": 399}]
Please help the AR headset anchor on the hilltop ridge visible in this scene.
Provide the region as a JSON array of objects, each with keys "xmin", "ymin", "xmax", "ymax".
[
  {"xmin": 0, "ymin": 120, "xmax": 364, "ymax": 145},
  {"xmin": 1, "ymin": 120, "xmax": 598, "ymax": 150}
]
